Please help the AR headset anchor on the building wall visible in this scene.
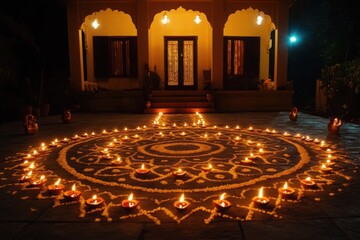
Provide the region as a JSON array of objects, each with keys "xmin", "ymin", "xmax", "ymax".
[{"xmin": 67, "ymin": 0, "xmax": 290, "ymax": 92}]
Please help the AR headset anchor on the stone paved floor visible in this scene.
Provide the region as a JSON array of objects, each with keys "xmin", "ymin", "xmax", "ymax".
[{"xmin": 0, "ymin": 112, "xmax": 359, "ymax": 240}]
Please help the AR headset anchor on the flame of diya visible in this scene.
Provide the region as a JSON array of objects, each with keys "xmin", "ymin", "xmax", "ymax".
[
  {"xmin": 321, "ymin": 164, "xmax": 333, "ymax": 174},
  {"xmin": 213, "ymin": 193, "xmax": 231, "ymax": 211},
  {"xmin": 86, "ymin": 194, "xmax": 104, "ymax": 207},
  {"xmin": 252, "ymin": 187, "xmax": 270, "ymax": 206},
  {"xmin": 174, "ymin": 193, "xmax": 190, "ymax": 210},
  {"xmin": 63, "ymin": 184, "xmax": 82, "ymax": 201},
  {"xmin": 135, "ymin": 164, "xmax": 149, "ymax": 174},
  {"xmin": 121, "ymin": 193, "xmax": 139, "ymax": 209},
  {"xmin": 278, "ymin": 181, "xmax": 295, "ymax": 198},
  {"xmin": 29, "ymin": 175, "xmax": 47, "ymax": 187},
  {"xmin": 301, "ymin": 176, "xmax": 316, "ymax": 188},
  {"xmin": 48, "ymin": 178, "xmax": 64, "ymax": 195},
  {"xmin": 173, "ymin": 168, "xmax": 187, "ymax": 177}
]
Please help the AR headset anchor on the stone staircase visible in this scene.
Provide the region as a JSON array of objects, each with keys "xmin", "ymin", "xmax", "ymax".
[{"xmin": 144, "ymin": 90, "xmax": 215, "ymax": 114}]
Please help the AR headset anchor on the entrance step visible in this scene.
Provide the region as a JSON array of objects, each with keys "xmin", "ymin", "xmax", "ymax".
[{"xmin": 144, "ymin": 90, "xmax": 215, "ymax": 114}]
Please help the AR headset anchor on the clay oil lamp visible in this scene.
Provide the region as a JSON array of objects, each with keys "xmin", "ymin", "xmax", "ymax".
[
  {"xmin": 29, "ymin": 175, "xmax": 47, "ymax": 187},
  {"xmin": 121, "ymin": 193, "xmax": 139, "ymax": 210},
  {"xmin": 174, "ymin": 193, "xmax": 190, "ymax": 210},
  {"xmin": 324, "ymin": 158, "xmax": 335, "ymax": 168},
  {"xmin": 183, "ymin": 123, "xmax": 188, "ymax": 127},
  {"xmin": 107, "ymin": 142, "xmax": 115, "ymax": 148},
  {"xmin": 173, "ymin": 168, "xmax": 187, "ymax": 178},
  {"xmin": 112, "ymin": 138, "xmax": 120, "ymax": 145},
  {"xmin": 102, "ymin": 153, "xmax": 113, "ymax": 160},
  {"xmin": 102, "ymin": 129, "xmax": 110, "ymax": 135},
  {"xmin": 241, "ymin": 157, "xmax": 253, "ymax": 165},
  {"xmin": 100, "ymin": 148, "xmax": 109, "ymax": 155},
  {"xmin": 213, "ymin": 193, "xmax": 232, "ymax": 211},
  {"xmin": 23, "ymin": 161, "xmax": 36, "ymax": 172},
  {"xmin": 81, "ymin": 132, "xmax": 89, "ymax": 137},
  {"xmin": 258, "ymin": 148, "xmax": 264, "ymax": 155},
  {"xmin": 48, "ymin": 178, "xmax": 65, "ymax": 195},
  {"xmin": 320, "ymin": 164, "xmax": 333, "ymax": 174},
  {"xmin": 91, "ymin": 131, "xmax": 96, "ymax": 136},
  {"xmin": 217, "ymin": 132, "xmax": 222, "ymax": 136},
  {"xmin": 328, "ymin": 117, "xmax": 342, "ymax": 134},
  {"xmin": 294, "ymin": 133, "xmax": 302, "ymax": 139},
  {"xmin": 71, "ymin": 134, "xmax": 79, "ymax": 140},
  {"xmin": 192, "ymin": 122, "xmax": 197, "ymax": 127},
  {"xmin": 202, "ymin": 133, "xmax": 208, "ymax": 139},
  {"xmin": 278, "ymin": 181, "xmax": 295, "ymax": 198},
  {"xmin": 19, "ymin": 170, "xmax": 33, "ymax": 183},
  {"xmin": 234, "ymin": 136, "xmax": 241, "ymax": 141},
  {"xmin": 304, "ymin": 136, "xmax": 313, "ymax": 142},
  {"xmin": 314, "ymin": 138, "xmax": 320, "ymax": 144},
  {"xmin": 111, "ymin": 157, "xmax": 122, "ymax": 165},
  {"xmin": 172, "ymin": 123, "xmax": 177, "ymax": 128},
  {"xmin": 248, "ymin": 152, "xmax": 257, "ymax": 161},
  {"xmin": 135, "ymin": 164, "xmax": 149, "ymax": 175},
  {"xmin": 283, "ymin": 131, "xmax": 291, "ymax": 137},
  {"xmin": 86, "ymin": 194, "xmax": 104, "ymax": 208},
  {"xmin": 247, "ymin": 126, "xmax": 254, "ymax": 131},
  {"xmin": 132, "ymin": 134, "xmax": 140, "ymax": 139},
  {"xmin": 61, "ymin": 137, "xmax": 70, "ymax": 143},
  {"xmin": 39, "ymin": 143, "xmax": 48, "ymax": 153},
  {"xmin": 49, "ymin": 139, "xmax": 59, "ymax": 147},
  {"xmin": 20, "ymin": 160, "xmax": 30, "ymax": 168},
  {"xmin": 31, "ymin": 149, "xmax": 39, "ymax": 157},
  {"xmin": 63, "ymin": 184, "xmax": 82, "ymax": 201},
  {"xmin": 201, "ymin": 163, "xmax": 213, "ymax": 173},
  {"xmin": 289, "ymin": 107, "xmax": 298, "ymax": 121},
  {"xmin": 122, "ymin": 135, "xmax": 130, "ymax": 141},
  {"xmin": 23, "ymin": 153, "xmax": 34, "ymax": 161},
  {"xmin": 320, "ymin": 141, "xmax": 329, "ymax": 149},
  {"xmin": 235, "ymin": 125, "xmax": 241, "ymax": 129},
  {"xmin": 113, "ymin": 128, "xmax": 119, "ymax": 133},
  {"xmin": 264, "ymin": 128, "xmax": 271, "ymax": 133},
  {"xmin": 252, "ymin": 187, "xmax": 270, "ymax": 207},
  {"xmin": 156, "ymin": 131, "xmax": 164, "ymax": 137},
  {"xmin": 301, "ymin": 177, "xmax": 316, "ymax": 189},
  {"xmin": 180, "ymin": 131, "xmax": 186, "ymax": 136}
]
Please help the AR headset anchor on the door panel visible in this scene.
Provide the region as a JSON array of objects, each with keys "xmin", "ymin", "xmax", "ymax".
[{"xmin": 165, "ymin": 37, "xmax": 197, "ymax": 90}]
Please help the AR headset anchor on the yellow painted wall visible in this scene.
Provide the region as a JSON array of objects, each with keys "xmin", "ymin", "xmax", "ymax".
[
  {"xmin": 82, "ymin": 8, "xmax": 138, "ymax": 90},
  {"xmin": 224, "ymin": 8, "xmax": 275, "ymax": 82},
  {"xmin": 149, "ymin": 7, "xmax": 212, "ymax": 90}
]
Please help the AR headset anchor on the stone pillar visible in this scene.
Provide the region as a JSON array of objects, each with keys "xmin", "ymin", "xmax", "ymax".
[
  {"xmin": 136, "ymin": 0, "xmax": 149, "ymax": 89},
  {"xmin": 67, "ymin": 0, "xmax": 83, "ymax": 92},
  {"xmin": 212, "ymin": 0, "xmax": 224, "ymax": 90}
]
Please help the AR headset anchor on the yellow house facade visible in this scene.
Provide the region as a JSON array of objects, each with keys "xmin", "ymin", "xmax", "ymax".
[{"xmin": 66, "ymin": 0, "xmax": 293, "ymax": 112}]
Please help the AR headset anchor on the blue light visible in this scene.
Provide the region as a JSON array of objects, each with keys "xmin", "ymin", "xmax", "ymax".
[{"xmin": 289, "ymin": 36, "xmax": 297, "ymax": 43}]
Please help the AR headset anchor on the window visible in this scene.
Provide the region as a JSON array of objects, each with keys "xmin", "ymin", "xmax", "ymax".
[
  {"xmin": 93, "ymin": 36, "xmax": 137, "ymax": 78},
  {"xmin": 223, "ymin": 37, "xmax": 260, "ymax": 90}
]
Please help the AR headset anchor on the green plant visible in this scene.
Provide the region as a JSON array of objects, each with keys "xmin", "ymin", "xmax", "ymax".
[{"xmin": 319, "ymin": 59, "xmax": 360, "ymax": 119}]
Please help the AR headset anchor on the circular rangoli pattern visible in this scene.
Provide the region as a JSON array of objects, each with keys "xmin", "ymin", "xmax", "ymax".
[{"xmin": 4, "ymin": 113, "xmax": 357, "ymax": 224}]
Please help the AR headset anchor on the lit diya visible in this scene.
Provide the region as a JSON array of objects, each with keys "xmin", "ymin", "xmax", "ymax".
[
  {"xmin": 23, "ymin": 161, "xmax": 36, "ymax": 172},
  {"xmin": 19, "ymin": 171, "xmax": 33, "ymax": 182},
  {"xmin": 20, "ymin": 160, "xmax": 30, "ymax": 168},
  {"xmin": 39, "ymin": 143, "xmax": 48, "ymax": 153},
  {"xmin": 301, "ymin": 176, "xmax": 316, "ymax": 188},
  {"xmin": 241, "ymin": 157, "xmax": 253, "ymax": 165},
  {"xmin": 172, "ymin": 168, "xmax": 187, "ymax": 178},
  {"xmin": 71, "ymin": 134, "xmax": 79, "ymax": 140},
  {"xmin": 102, "ymin": 153, "xmax": 113, "ymax": 160},
  {"xmin": 81, "ymin": 132, "xmax": 89, "ymax": 137},
  {"xmin": 234, "ymin": 136, "xmax": 241, "ymax": 141},
  {"xmin": 29, "ymin": 175, "xmax": 47, "ymax": 187},
  {"xmin": 23, "ymin": 153, "xmax": 34, "ymax": 161},
  {"xmin": 278, "ymin": 181, "xmax": 295, "ymax": 198},
  {"xmin": 135, "ymin": 164, "xmax": 149, "ymax": 175},
  {"xmin": 86, "ymin": 194, "xmax": 104, "ymax": 208},
  {"xmin": 100, "ymin": 148, "xmax": 109, "ymax": 155},
  {"xmin": 283, "ymin": 131, "xmax": 291, "ymax": 137},
  {"xmin": 48, "ymin": 178, "xmax": 65, "ymax": 195},
  {"xmin": 111, "ymin": 157, "xmax": 122, "ymax": 165},
  {"xmin": 319, "ymin": 141, "xmax": 329, "ymax": 149},
  {"xmin": 121, "ymin": 193, "xmax": 139, "ymax": 209},
  {"xmin": 320, "ymin": 164, "xmax": 333, "ymax": 174},
  {"xmin": 63, "ymin": 184, "xmax": 82, "ymax": 201},
  {"xmin": 252, "ymin": 187, "xmax": 270, "ymax": 206},
  {"xmin": 324, "ymin": 159, "xmax": 335, "ymax": 167},
  {"xmin": 174, "ymin": 193, "xmax": 190, "ymax": 210},
  {"xmin": 201, "ymin": 163, "xmax": 213, "ymax": 173},
  {"xmin": 248, "ymin": 152, "xmax": 257, "ymax": 160},
  {"xmin": 61, "ymin": 137, "xmax": 70, "ymax": 143},
  {"xmin": 213, "ymin": 193, "xmax": 232, "ymax": 211},
  {"xmin": 101, "ymin": 129, "xmax": 110, "ymax": 135},
  {"xmin": 49, "ymin": 139, "xmax": 59, "ymax": 147},
  {"xmin": 122, "ymin": 135, "xmax": 130, "ymax": 141}
]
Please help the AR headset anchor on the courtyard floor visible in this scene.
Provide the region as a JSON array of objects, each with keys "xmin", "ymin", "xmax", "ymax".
[{"xmin": 0, "ymin": 112, "xmax": 359, "ymax": 240}]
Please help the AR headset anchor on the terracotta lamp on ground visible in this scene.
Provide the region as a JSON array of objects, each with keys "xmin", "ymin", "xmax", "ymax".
[
  {"xmin": 328, "ymin": 117, "xmax": 342, "ymax": 134},
  {"xmin": 252, "ymin": 187, "xmax": 270, "ymax": 207},
  {"xmin": 174, "ymin": 193, "xmax": 190, "ymax": 210},
  {"xmin": 289, "ymin": 107, "xmax": 298, "ymax": 121},
  {"xmin": 121, "ymin": 193, "xmax": 139, "ymax": 210},
  {"xmin": 213, "ymin": 193, "xmax": 231, "ymax": 211}
]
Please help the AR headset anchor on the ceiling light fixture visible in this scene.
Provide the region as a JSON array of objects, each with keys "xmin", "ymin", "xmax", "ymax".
[
  {"xmin": 194, "ymin": 15, "xmax": 202, "ymax": 24},
  {"xmin": 161, "ymin": 12, "xmax": 170, "ymax": 25}
]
